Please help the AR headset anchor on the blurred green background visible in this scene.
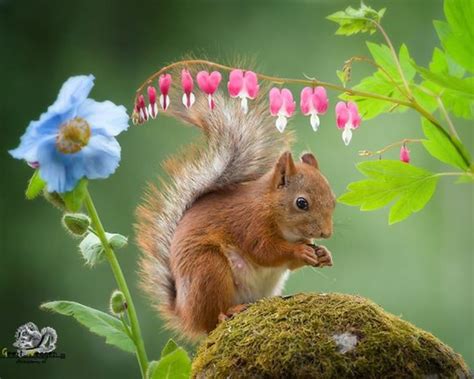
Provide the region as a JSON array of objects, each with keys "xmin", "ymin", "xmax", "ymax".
[{"xmin": 1, "ymin": 0, "xmax": 472, "ymax": 378}]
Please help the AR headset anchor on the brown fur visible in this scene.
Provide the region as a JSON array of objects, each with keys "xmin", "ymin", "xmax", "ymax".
[{"xmin": 136, "ymin": 64, "xmax": 335, "ymax": 340}]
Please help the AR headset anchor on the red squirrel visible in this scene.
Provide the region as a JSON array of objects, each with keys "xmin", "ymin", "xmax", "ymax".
[{"xmin": 136, "ymin": 68, "xmax": 336, "ymax": 340}]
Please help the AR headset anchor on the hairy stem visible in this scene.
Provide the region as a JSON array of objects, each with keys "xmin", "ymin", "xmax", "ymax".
[{"xmin": 84, "ymin": 189, "xmax": 148, "ymax": 378}]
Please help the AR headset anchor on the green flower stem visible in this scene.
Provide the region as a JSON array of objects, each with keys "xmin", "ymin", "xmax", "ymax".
[
  {"xmin": 83, "ymin": 189, "xmax": 148, "ymax": 378},
  {"xmin": 358, "ymin": 138, "xmax": 423, "ymax": 157}
]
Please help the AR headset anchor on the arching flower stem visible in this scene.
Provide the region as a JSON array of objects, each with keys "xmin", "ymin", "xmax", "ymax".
[{"xmin": 133, "ymin": 59, "xmax": 470, "ymax": 168}]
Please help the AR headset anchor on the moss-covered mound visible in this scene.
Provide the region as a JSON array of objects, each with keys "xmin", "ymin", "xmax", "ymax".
[{"xmin": 192, "ymin": 293, "xmax": 470, "ymax": 378}]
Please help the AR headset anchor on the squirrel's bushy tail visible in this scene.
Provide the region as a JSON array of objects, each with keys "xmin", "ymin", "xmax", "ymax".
[{"xmin": 135, "ymin": 64, "xmax": 291, "ymax": 337}]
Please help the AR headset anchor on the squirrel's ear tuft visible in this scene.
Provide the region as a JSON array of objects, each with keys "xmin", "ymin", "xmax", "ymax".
[
  {"xmin": 301, "ymin": 153, "xmax": 319, "ymax": 170},
  {"xmin": 272, "ymin": 151, "xmax": 297, "ymax": 188}
]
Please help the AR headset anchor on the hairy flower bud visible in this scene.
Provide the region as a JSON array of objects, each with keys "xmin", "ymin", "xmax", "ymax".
[
  {"xmin": 110, "ymin": 290, "xmax": 127, "ymax": 315},
  {"xmin": 62, "ymin": 213, "xmax": 91, "ymax": 236}
]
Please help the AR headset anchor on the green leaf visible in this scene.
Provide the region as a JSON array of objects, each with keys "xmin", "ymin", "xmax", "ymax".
[
  {"xmin": 26, "ymin": 170, "xmax": 46, "ymax": 200},
  {"xmin": 414, "ymin": 48, "xmax": 474, "ymax": 119},
  {"xmin": 148, "ymin": 347, "xmax": 191, "ymax": 379},
  {"xmin": 340, "ymin": 44, "xmax": 415, "ymax": 120},
  {"xmin": 63, "ymin": 178, "xmax": 88, "ymax": 212},
  {"xmin": 338, "ymin": 160, "xmax": 439, "ymax": 224},
  {"xmin": 411, "ymin": 61, "xmax": 474, "ymax": 98},
  {"xmin": 456, "ymin": 173, "xmax": 474, "ymax": 184},
  {"xmin": 327, "ymin": 3, "xmax": 385, "ymax": 36},
  {"xmin": 147, "ymin": 361, "xmax": 159, "ymax": 379},
  {"xmin": 41, "ymin": 301, "xmax": 135, "ymax": 354},
  {"xmin": 421, "ymin": 119, "xmax": 470, "ymax": 171},
  {"xmin": 367, "ymin": 42, "xmax": 415, "ymax": 82},
  {"xmin": 161, "ymin": 339, "xmax": 179, "ymax": 358},
  {"xmin": 436, "ymin": 0, "xmax": 474, "ymax": 73},
  {"xmin": 79, "ymin": 232, "xmax": 128, "ymax": 267}
]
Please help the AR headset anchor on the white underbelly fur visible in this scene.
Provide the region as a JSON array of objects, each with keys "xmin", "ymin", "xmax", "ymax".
[{"xmin": 227, "ymin": 249, "xmax": 289, "ymax": 304}]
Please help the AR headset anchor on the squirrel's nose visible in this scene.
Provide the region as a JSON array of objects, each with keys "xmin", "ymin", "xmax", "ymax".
[{"xmin": 320, "ymin": 230, "xmax": 332, "ymax": 239}]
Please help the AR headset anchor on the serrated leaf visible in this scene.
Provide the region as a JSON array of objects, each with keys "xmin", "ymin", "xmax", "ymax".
[
  {"xmin": 161, "ymin": 339, "xmax": 178, "ymax": 358},
  {"xmin": 148, "ymin": 347, "xmax": 191, "ymax": 379},
  {"xmin": 79, "ymin": 232, "xmax": 128, "ymax": 267},
  {"xmin": 340, "ymin": 44, "xmax": 415, "ymax": 120},
  {"xmin": 26, "ymin": 170, "xmax": 46, "ymax": 200},
  {"xmin": 436, "ymin": 0, "xmax": 474, "ymax": 73},
  {"xmin": 338, "ymin": 160, "xmax": 439, "ymax": 224},
  {"xmin": 421, "ymin": 119, "xmax": 470, "ymax": 171},
  {"xmin": 411, "ymin": 61, "xmax": 474, "ymax": 98},
  {"xmin": 41, "ymin": 301, "xmax": 135, "ymax": 353},
  {"xmin": 63, "ymin": 178, "xmax": 88, "ymax": 212},
  {"xmin": 327, "ymin": 4, "xmax": 385, "ymax": 36},
  {"xmin": 415, "ymin": 48, "xmax": 474, "ymax": 119},
  {"xmin": 367, "ymin": 42, "xmax": 415, "ymax": 81}
]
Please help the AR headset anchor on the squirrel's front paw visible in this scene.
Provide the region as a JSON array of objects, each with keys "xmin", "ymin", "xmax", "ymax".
[
  {"xmin": 312, "ymin": 245, "xmax": 333, "ymax": 267},
  {"xmin": 294, "ymin": 245, "xmax": 320, "ymax": 267}
]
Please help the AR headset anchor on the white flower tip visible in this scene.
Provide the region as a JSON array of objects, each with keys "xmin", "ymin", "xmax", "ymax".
[
  {"xmin": 147, "ymin": 103, "xmax": 158, "ymax": 119},
  {"xmin": 342, "ymin": 126, "xmax": 352, "ymax": 146},
  {"xmin": 208, "ymin": 94, "xmax": 215, "ymax": 110},
  {"xmin": 310, "ymin": 113, "xmax": 320, "ymax": 132},
  {"xmin": 182, "ymin": 93, "xmax": 195, "ymax": 109},
  {"xmin": 160, "ymin": 94, "xmax": 170, "ymax": 111},
  {"xmin": 276, "ymin": 115, "xmax": 287, "ymax": 133},
  {"xmin": 241, "ymin": 97, "xmax": 248, "ymax": 114}
]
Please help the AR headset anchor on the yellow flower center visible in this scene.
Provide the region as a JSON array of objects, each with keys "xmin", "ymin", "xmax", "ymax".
[{"xmin": 56, "ymin": 117, "xmax": 91, "ymax": 154}]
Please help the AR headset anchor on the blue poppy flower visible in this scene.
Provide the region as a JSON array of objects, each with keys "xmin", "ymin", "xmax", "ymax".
[{"xmin": 10, "ymin": 75, "xmax": 129, "ymax": 193}]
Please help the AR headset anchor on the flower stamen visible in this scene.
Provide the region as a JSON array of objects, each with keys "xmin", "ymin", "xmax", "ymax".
[{"xmin": 56, "ymin": 117, "xmax": 91, "ymax": 154}]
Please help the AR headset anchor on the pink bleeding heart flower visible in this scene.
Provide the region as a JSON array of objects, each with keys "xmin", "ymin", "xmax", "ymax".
[
  {"xmin": 147, "ymin": 86, "xmax": 158, "ymax": 118},
  {"xmin": 159, "ymin": 74, "xmax": 172, "ymax": 111},
  {"xmin": 335, "ymin": 101, "xmax": 361, "ymax": 145},
  {"xmin": 196, "ymin": 70, "xmax": 222, "ymax": 110},
  {"xmin": 181, "ymin": 69, "xmax": 195, "ymax": 109},
  {"xmin": 400, "ymin": 145, "xmax": 410, "ymax": 163},
  {"xmin": 300, "ymin": 86, "xmax": 328, "ymax": 131},
  {"xmin": 227, "ymin": 69, "xmax": 259, "ymax": 114},
  {"xmin": 269, "ymin": 88, "xmax": 296, "ymax": 132},
  {"xmin": 136, "ymin": 94, "xmax": 148, "ymax": 123}
]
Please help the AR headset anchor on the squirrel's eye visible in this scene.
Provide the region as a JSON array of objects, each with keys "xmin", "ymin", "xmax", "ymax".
[{"xmin": 296, "ymin": 197, "xmax": 309, "ymax": 210}]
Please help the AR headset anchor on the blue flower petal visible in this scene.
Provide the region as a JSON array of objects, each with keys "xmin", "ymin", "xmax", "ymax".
[
  {"xmin": 9, "ymin": 112, "xmax": 63, "ymax": 162},
  {"xmin": 9, "ymin": 75, "xmax": 94, "ymax": 163},
  {"xmin": 37, "ymin": 139, "xmax": 86, "ymax": 193},
  {"xmin": 77, "ymin": 98, "xmax": 129, "ymax": 136},
  {"xmin": 48, "ymin": 75, "xmax": 95, "ymax": 115},
  {"xmin": 81, "ymin": 134, "xmax": 121, "ymax": 179}
]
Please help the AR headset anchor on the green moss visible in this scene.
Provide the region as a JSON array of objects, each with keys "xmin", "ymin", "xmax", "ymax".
[{"xmin": 192, "ymin": 293, "xmax": 470, "ymax": 378}]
